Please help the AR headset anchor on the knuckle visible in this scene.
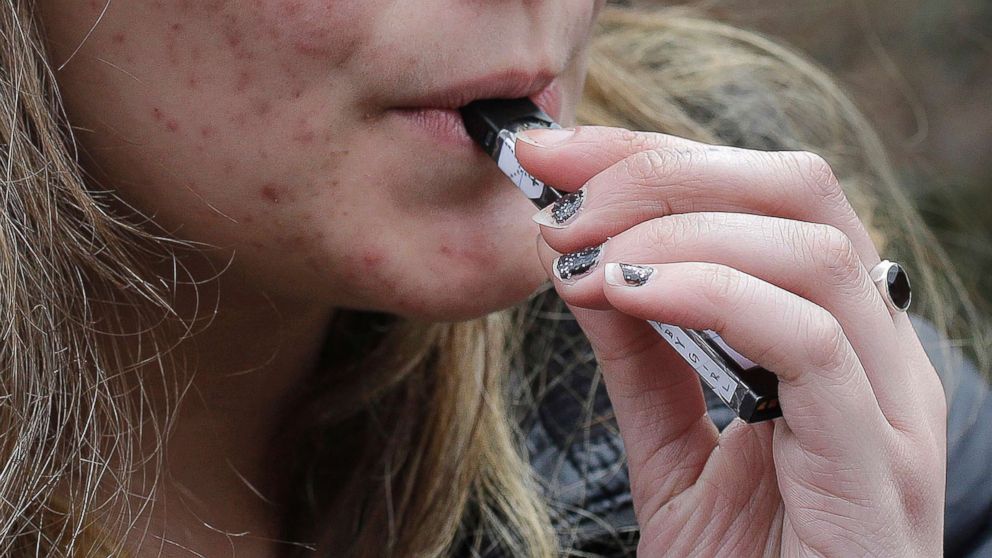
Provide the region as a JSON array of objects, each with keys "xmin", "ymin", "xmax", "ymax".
[
  {"xmin": 622, "ymin": 149, "xmax": 674, "ymax": 183},
  {"xmin": 801, "ymin": 308, "xmax": 853, "ymax": 373},
  {"xmin": 807, "ymin": 224, "xmax": 864, "ymax": 286},
  {"xmin": 638, "ymin": 213, "xmax": 708, "ymax": 248},
  {"xmin": 618, "ymin": 146, "xmax": 699, "ymax": 187},
  {"xmin": 784, "ymin": 150, "xmax": 846, "ymax": 204},
  {"xmin": 699, "ymin": 264, "xmax": 747, "ymax": 313},
  {"xmin": 611, "ymin": 127, "xmax": 662, "ymax": 154}
]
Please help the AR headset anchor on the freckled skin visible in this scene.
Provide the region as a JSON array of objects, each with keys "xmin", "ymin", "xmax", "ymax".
[{"xmin": 35, "ymin": 0, "xmax": 607, "ymax": 321}]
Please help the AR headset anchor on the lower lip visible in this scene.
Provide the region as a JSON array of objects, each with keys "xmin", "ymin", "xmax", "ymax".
[
  {"xmin": 390, "ymin": 78, "xmax": 563, "ymax": 149},
  {"xmin": 392, "ymin": 106, "xmax": 475, "ymax": 148}
]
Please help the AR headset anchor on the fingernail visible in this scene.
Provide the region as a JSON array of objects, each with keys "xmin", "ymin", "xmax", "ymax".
[
  {"xmin": 604, "ymin": 263, "xmax": 655, "ymax": 287},
  {"xmin": 553, "ymin": 243, "xmax": 604, "ymax": 284},
  {"xmin": 516, "ymin": 127, "xmax": 575, "ymax": 148},
  {"xmin": 532, "ymin": 187, "xmax": 585, "ymax": 228}
]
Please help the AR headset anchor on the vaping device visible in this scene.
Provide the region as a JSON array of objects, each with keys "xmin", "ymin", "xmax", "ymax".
[{"xmin": 460, "ymin": 98, "xmax": 782, "ymax": 423}]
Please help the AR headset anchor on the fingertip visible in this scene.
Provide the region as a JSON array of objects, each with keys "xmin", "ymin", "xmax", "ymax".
[
  {"xmin": 516, "ymin": 127, "xmax": 576, "ymax": 148},
  {"xmin": 531, "ymin": 204, "xmax": 569, "ymax": 229},
  {"xmin": 603, "ymin": 262, "xmax": 627, "ymax": 287},
  {"xmin": 534, "ymin": 233, "xmax": 558, "ymax": 274},
  {"xmin": 603, "ymin": 262, "xmax": 655, "ymax": 288}
]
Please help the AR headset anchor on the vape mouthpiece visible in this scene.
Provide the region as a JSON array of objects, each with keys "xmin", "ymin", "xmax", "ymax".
[
  {"xmin": 459, "ymin": 98, "xmax": 565, "ymax": 209},
  {"xmin": 460, "ymin": 97, "xmax": 558, "ymax": 158}
]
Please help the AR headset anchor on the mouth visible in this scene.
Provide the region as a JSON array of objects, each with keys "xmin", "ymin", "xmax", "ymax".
[{"xmin": 388, "ymin": 69, "xmax": 563, "ymax": 148}]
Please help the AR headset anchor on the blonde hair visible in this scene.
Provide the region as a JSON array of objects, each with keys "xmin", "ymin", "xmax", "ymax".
[
  {"xmin": 1, "ymin": 2, "xmax": 984, "ymax": 556},
  {"xmin": 1, "ymin": 2, "xmax": 214, "ymax": 555}
]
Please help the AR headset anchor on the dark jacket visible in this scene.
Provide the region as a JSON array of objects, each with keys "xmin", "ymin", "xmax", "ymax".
[{"xmin": 509, "ymin": 290, "xmax": 992, "ymax": 557}]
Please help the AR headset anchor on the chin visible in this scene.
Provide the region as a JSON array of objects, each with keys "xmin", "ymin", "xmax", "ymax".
[{"xmin": 375, "ymin": 253, "xmax": 550, "ymax": 323}]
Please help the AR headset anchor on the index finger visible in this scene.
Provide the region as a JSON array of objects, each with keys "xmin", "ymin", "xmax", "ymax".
[{"xmin": 514, "ymin": 125, "xmax": 699, "ymax": 191}]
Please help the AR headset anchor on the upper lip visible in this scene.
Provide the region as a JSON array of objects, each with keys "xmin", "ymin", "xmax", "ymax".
[{"xmin": 392, "ymin": 68, "xmax": 557, "ymax": 109}]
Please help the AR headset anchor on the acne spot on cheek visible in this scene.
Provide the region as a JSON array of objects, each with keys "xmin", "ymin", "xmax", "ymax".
[
  {"xmin": 111, "ymin": 32, "xmax": 126, "ymax": 44},
  {"xmin": 293, "ymin": 130, "xmax": 315, "ymax": 144},
  {"xmin": 230, "ymin": 111, "xmax": 249, "ymax": 128},
  {"xmin": 253, "ymin": 99, "xmax": 273, "ymax": 117},
  {"xmin": 278, "ymin": 0, "xmax": 304, "ymax": 16},
  {"xmin": 437, "ymin": 237, "xmax": 486, "ymax": 266},
  {"xmin": 218, "ymin": 14, "xmax": 256, "ymax": 60},
  {"xmin": 346, "ymin": 250, "xmax": 396, "ymax": 296},
  {"xmin": 200, "ymin": 126, "xmax": 216, "ymax": 138},
  {"xmin": 225, "ymin": 29, "xmax": 242, "ymax": 49},
  {"xmin": 151, "ymin": 107, "xmax": 181, "ymax": 133},
  {"xmin": 260, "ymin": 184, "xmax": 282, "ymax": 204},
  {"xmin": 273, "ymin": 229, "xmax": 323, "ymax": 253},
  {"xmin": 291, "ymin": 118, "xmax": 316, "ymax": 144},
  {"xmin": 260, "ymin": 184, "xmax": 297, "ymax": 205},
  {"xmin": 235, "ymin": 70, "xmax": 252, "ymax": 93},
  {"xmin": 260, "ymin": 1, "xmax": 363, "ymax": 63},
  {"xmin": 279, "ymin": 63, "xmax": 301, "ymax": 82},
  {"xmin": 164, "ymin": 35, "xmax": 180, "ymax": 66},
  {"xmin": 362, "ymin": 251, "xmax": 384, "ymax": 270}
]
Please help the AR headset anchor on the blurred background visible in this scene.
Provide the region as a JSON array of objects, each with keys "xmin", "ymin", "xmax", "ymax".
[
  {"xmin": 705, "ymin": 1, "xmax": 991, "ymax": 309},
  {"xmin": 632, "ymin": 0, "xmax": 991, "ymax": 361}
]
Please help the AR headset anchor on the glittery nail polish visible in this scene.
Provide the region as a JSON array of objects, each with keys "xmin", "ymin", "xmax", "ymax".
[
  {"xmin": 554, "ymin": 243, "xmax": 603, "ymax": 283},
  {"xmin": 605, "ymin": 263, "xmax": 655, "ymax": 287},
  {"xmin": 532, "ymin": 188, "xmax": 585, "ymax": 228}
]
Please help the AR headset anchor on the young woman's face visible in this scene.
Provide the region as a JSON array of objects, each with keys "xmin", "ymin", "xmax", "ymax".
[{"xmin": 38, "ymin": 1, "xmax": 605, "ymax": 320}]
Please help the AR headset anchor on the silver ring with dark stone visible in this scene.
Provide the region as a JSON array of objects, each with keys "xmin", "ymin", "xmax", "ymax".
[{"xmin": 870, "ymin": 259, "xmax": 912, "ymax": 314}]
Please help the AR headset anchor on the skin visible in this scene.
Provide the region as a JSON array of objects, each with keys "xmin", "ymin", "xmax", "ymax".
[
  {"xmin": 35, "ymin": 1, "xmax": 944, "ymax": 556},
  {"xmin": 37, "ymin": 1, "xmax": 603, "ymax": 556},
  {"xmin": 517, "ymin": 128, "xmax": 946, "ymax": 556}
]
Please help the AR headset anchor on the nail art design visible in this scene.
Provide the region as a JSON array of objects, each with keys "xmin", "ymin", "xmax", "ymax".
[
  {"xmin": 617, "ymin": 263, "xmax": 654, "ymax": 286},
  {"xmin": 551, "ymin": 188, "xmax": 585, "ymax": 224},
  {"xmin": 532, "ymin": 188, "xmax": 585, "ymax": 228},
  {"xmin": 554, "ymin": 244, "xmax": 603, "ymax": 282}
]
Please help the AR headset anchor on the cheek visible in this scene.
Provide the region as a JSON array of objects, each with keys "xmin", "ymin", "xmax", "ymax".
[{"xmin": 257, "ymin": 1, "xmax": 366, "ymax": 60}]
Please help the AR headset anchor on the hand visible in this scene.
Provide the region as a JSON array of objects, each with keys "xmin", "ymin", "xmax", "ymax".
[{"xmin": 515, "ymin": 126, "xmax": 947, "ymax": 557}]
